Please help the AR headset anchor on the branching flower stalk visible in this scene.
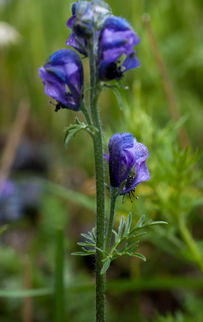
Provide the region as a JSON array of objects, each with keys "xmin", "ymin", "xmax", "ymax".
[{"xmin": 38, "ymin": 1, "xmax": 166, "ymax": 322}]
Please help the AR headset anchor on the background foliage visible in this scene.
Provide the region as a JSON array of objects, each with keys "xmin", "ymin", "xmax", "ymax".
[{"xmin": 0, "ymin": 0, "xmax": 203, "ymax": 321}]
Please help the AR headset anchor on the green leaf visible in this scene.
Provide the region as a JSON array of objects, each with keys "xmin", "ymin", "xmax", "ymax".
[
  {"xmin": 0, "ymin": 288, "xmax": 53, "ymax": 298},
  {"xmin": 72, "ymin": 247, "xmax": 96, "ymax": 256},
  {"xmin": 124, "ymin": 213, "xmax": 132, "ymax": 235},
  {"xmin": 111, "ymin": 86, "xmax": 125, "ymax": 110},
  {"xmin": 103, "ymin": 214, "xmax": 166, "ymax": 267},
  {"xmin": 43, "ymin": 180, "xmax": 95, "ymax": 211},
  {"xmin": 81, "ymin": 247, "xmax": 95, "ymax": 254},
  {"xmin": 77, "ymin": 242, "xmax": 95, "ymax": 247},
  {"xmin": 131, "ymin": 252, "xmax": 146, "ymax": 262},
  {"xmin": 64, "ymin": 119, "xmax": 86, "ymax": 146},
  {"xmin": 91, "ymin": 227, "xmax": 96, "ymax": 240},
  {"xmin": 128, "ymin": 230, "xmax": 147, "ymax": 239},
  {"xmin": 73, "ymin": 227, "xmax": 98, "ymax": 258},
  {"xmin": 112, "ymin": 230, "xmax": 118, "ymax": 240},
  {"xmin": 71, "ymin": 252, "xmax": 93, "ymax": 256},
  {"xmin": 124, "ymin": 240, "xmax": 139, "ymax": 253},
  {"xmin": 100, "ymin": 258, "xmax": 111, "ymax": 275},
  {"xmin": 80, "ymin": 233, "xmax": 93, "ymax": 240},
  {"xmin": 118, "ymin": 216, "xmax": 125, "ymax": 237},
  {"xmin": 64, "ymin": 118, "xmax": 97, "ymax": 147},
  {"xmin": 136, "ymin": 215, "xmax": 146, "ymax": 228},
  {"xmin": 145, "ymin": 220, "xmax": 168, "ymax": 227}
]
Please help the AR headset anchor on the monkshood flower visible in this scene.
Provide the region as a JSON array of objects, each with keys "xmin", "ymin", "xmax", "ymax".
[
  {"xmin": 105, "ymin": 133, "xmax": 150, "ymax": 195},
  {"xmin": 66, "ymin": 0, "xmax": 111, "ymax": 55},
  {"xmin": 66, "ymin": 2, "xmax": 139, "ymax": 81},
  {"xmin": 98, "ymin": 16, "xmax": 140, "ymax": 81},
  {"xmin": 39, "ymin": 49, "xmax": 83, "ymax": 111}
]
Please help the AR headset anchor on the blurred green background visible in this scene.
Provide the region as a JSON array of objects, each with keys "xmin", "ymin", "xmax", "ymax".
[{"xmin": 0, "ymin": 0, "xmax": 203, "ymax": 321}]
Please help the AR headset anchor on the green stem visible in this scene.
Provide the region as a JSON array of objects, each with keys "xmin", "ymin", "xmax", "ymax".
[
  {"xmin": 178, "ymin": 216, "xmax": 203, "ymax": 272},
  {"xmin": 105, "ymin": 187, "xmax": 118, "ymax": 251},
  {"xmin": 81, "ymin": 100, "xmax": 92, "ymax": 125},
  {"xmin": 54, "ymin": 227, "xmax": 65, "ymax": 322},
  {"xmin": 88, "ymin": 43, "xmax": 105, "ymax": 321}
]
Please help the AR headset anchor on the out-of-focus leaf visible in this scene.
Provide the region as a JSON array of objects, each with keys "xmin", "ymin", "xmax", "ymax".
[
  {"xmin": 0, "ymin": 225, "xmax": 7, "ymax": 235},
  {"xmin": 0, "ymin": 288, "xmax": 53, "ymax": 298},
  {"xmin": 42, "ymin": 179, "xmax": 95, "ymax": 211}
]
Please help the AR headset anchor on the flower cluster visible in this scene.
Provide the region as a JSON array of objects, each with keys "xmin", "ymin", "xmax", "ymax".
[
  {"xmin": 105, "ymin": 133, "xmax": 150, "ymax": 195},
  {"xmin": 39, "ymin": 0, "xmax": 140, "ymax": 112},
  {"xmin": 38, "ymin": 1, "xmax": 149, "ymax": 197},
  {"xmin": 38, "ymin": 0, "xmax": 151, "ymax": 297},
  {"xmin": 66, "ymin": 0, "xmax": 111, "ymax": 54}
]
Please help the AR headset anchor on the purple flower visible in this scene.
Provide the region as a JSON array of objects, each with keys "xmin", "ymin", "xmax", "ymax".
[
  {"xmin": 66, "ymin": 3, "xmax": 139, "ymax": 81},
  {"xmin": 66, "ymin": 0, "xmax": 111, "ymax": 55},
  {"xmin": 66, "ymin": 2, "xmax": 90, "ymax": 55},
  {"xmin": 0, "ymin": 179, "xmax": 15, "ymax": 198},
  {"xmin": 98, "ymin": 16, "xmax": 140, "ymax": 81},
  {"xmin": 66, "ymin": 32, "xmax": 87, "ymax": 56},
  {"xmin": 105, "ymin": 133, "xmax": 150, "ymax": 195},
  {"xmin": 0, "ymin": 179, "xmax": 22, "ymax": 222},
  {"xmin": 39, "ymin": 49, "xmax": 83, "ymax": 111}
]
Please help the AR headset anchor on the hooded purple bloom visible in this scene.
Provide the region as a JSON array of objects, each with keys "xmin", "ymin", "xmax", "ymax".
[
  {"xmin": 39, "ymin": 49, "xmax": 83, "ymax": 111},
  {"xmin": 66, "ymin": 1, "xmax": 110, "ymax": 55},
  {"xmin": 66, "ymin": 2, "xmax": 90, "ymax": 55},
  {"xmin": 66, "ymin": 3, "xmax": 139, "ymax": 81},
  {"xmin": 105, "ymin": 133, "xmax": 150, "ymax": 195},
  {"xmin": 98, "ymin": 16, "xmax": 140, "ymax": 81}
]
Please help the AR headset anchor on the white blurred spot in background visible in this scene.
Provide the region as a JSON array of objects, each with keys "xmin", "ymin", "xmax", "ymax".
[
  {"xmin": 0, "ymin": 21, "xmax": 21, "ymax": 47},
  {"xmin": 0, "ymin": 0, "xmax": 11, "ymax": 6}
]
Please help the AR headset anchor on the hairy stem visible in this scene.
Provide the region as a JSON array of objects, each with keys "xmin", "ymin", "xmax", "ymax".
[
  {"xmin": 81, "ymin": 101, "xmax": 92, "ymax": 125},
  {"xmin": 105, "ymin": 187, "xmax": 118, "ymax": 251},
  {"xmin": 89, "ymin": 43, "xmax": 105, "ymax": 322}
]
